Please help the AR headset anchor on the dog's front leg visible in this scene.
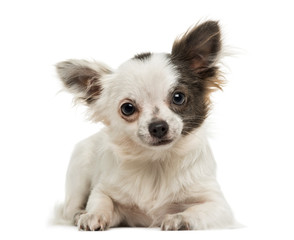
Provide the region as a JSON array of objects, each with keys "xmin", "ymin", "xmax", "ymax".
[
  {"xmin": 161, "ymin": 194, "xmax": 234, "ymax": 230},
  {"xmin": 77, "ymin": 186, "xmax": 120, "ymax": 231}
]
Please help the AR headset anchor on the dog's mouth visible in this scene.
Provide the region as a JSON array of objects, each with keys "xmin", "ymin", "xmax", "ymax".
[
  {"xmin": 137, "ymin": 131, "xmax": 177, "ymax": 148},
  {"xmin": 150, "ymin": 139, "xmax": 173, "ymax": 147}
]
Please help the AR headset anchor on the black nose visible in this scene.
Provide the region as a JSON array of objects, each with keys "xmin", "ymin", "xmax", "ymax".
[{"xmin": 148, "ymin": 121, "xmax": 169, "ymax": 138}]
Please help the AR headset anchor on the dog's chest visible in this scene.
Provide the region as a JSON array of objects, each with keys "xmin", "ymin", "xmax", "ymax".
[{"xmin": 105, "ymin": 160, "xmax": 193, "ymax": 211}]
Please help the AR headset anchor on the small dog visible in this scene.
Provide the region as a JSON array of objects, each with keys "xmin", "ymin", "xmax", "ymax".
[{"xmin": 55, "ymin": 21, "xmax": 235, "ymax": 231}]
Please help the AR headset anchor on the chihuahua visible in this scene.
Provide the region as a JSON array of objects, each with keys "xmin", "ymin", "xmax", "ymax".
[{"xmin": 55, "ymin": 21, "xmax": 235, "ymax": 231}]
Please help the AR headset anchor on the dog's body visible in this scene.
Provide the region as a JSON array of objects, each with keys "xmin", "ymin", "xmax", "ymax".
[{"xmin": 56, "ymin": 21, "xmax": 235, "ymax": 230}]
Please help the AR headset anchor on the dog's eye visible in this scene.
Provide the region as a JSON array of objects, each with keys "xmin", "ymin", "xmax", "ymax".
[
  {"xmin": 121, "ymin": 103, "xmax": 136, "ymax": 116},
  {"xmin": 172, "ymin": 92, "xmax": 185, "ymax": 105}
]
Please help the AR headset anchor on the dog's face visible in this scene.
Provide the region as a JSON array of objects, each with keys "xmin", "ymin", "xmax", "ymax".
[
  {"xmin": 107, "ymin": 53, "xmax": 185, "ymax": 148},
  {"xmin": 56, "ymin": 21, "xmax": 223, "ymax": 149}
]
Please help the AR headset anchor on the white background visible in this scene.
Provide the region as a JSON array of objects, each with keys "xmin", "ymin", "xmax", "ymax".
[{"xmin": 0, "ymin": 0, "xmax": 293, "ymax": 239}]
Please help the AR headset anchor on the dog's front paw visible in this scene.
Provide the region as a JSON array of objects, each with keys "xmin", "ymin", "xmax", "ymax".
[
  {"xmin": 73, "ymin": 210, "xmax": 87, "ymax": 226},
  {"xmin": 161, "ymin": 214, "xmax": 191, "ymax": 231},
  {"xmin": 78, "ymin": 213, "xmax": 109, "ymax": 231}
]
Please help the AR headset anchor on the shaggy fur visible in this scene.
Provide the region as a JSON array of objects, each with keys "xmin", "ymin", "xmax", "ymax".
[{"xmin": 55, "ymin": 21, "xmax": 235, "ymax": 231}]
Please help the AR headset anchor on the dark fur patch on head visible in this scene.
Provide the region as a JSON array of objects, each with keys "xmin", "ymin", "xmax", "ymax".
[
  {"xmin": 169, "ymin": 21, "xmax": 224, "ymax": 135},
  {"xmin": 168, "ymin": 58, "xmax": 210, "ymax": 135},
  {"xmin": 133, "ymin": 52, "xmax": 152, "ymax": 61}
]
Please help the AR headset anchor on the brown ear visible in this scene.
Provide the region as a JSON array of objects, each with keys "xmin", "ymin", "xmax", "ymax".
[
  {"xmin": 56, "ymin": 60, "xmax": 111, "ymax": 104},
  {"xmin": 171, "ymin": 21, "xmax": 221, "ymax": 77}
]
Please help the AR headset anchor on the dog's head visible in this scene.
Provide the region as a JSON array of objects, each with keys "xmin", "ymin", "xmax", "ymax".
[{"xmin": 56, "ymin": 21, "xmax": 223, "ymax": 150}]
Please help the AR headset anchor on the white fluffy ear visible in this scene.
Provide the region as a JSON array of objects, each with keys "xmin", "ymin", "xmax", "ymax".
[{"xmin": 56, "ymin": 59, "xmax": 112, "ymax": 104}]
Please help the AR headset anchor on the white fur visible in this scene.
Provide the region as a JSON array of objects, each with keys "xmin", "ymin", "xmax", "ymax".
[{"xmin": 56, "ymin": 53, "xmax": 235, "ymax": 230}]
